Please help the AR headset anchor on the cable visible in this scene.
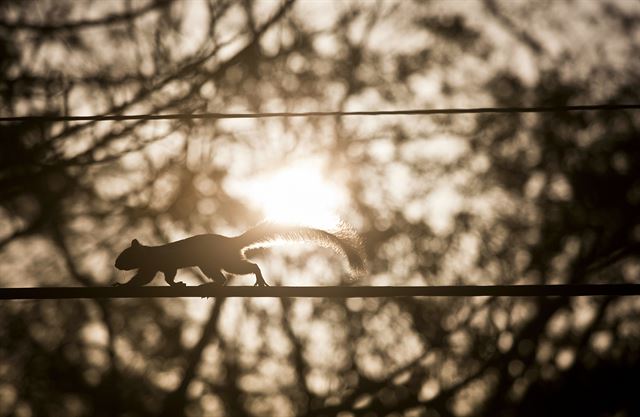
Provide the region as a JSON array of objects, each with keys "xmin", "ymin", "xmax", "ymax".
[
  {"xmin": 1, "ymin": 284, "xmax": 639, "ymax": 300},
  {"xmin": 1, "ymin": 104, "xmax": 639, "ymax": 123}
]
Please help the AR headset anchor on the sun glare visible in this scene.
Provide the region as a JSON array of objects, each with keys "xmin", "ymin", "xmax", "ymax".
[{"xmin": 236, "ymin": 160, "xmax": 347, "ymax": 229}]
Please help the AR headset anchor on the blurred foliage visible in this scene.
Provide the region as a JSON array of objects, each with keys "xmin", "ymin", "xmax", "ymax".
[{"xmin": 1, "ymin": 0, "xmax": 640, "ymax": 416}]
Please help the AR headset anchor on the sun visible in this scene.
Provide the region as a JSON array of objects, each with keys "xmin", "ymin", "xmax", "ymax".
[{"xmin": 234, "ymin": 159, "xmax": 347, "ymax": 229}]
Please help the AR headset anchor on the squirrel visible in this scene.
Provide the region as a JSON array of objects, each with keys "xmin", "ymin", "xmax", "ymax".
[{"xmin": 113, "ymin": 222, "xmax": 366, "ymax": 287}]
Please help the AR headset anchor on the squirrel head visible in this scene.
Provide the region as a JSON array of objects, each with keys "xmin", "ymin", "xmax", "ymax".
[{"xmin": 114, "ymin": 239, "xmax": 145, "ymax": 270}]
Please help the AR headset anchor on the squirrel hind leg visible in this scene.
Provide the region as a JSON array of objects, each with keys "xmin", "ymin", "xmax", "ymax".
[
  {"xmin": 223, "ymin": 260, "xmax": 269, "ymax": 287},
  {"xmin": 253, "ymin": 267, "xmax": 269, "ymax": 287}
]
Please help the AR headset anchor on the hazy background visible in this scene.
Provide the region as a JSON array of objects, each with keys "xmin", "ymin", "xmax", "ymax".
[{"xmin": 1, "ymin": 0, "xmax": 640, "ymax": 416}]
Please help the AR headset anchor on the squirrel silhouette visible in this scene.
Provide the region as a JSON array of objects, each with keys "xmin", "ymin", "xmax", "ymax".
[{"xmin": 114, "ymin": 222, "xmax": 366, "ymax": 287}]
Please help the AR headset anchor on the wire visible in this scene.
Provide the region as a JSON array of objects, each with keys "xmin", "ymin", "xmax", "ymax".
[
  {"xmin": 1, "ymin": 104, "xmax": 639, "ymax": 123},
  {"xmin": 1, "ymin": 284, "xmax": 639, "ymax": 300}
]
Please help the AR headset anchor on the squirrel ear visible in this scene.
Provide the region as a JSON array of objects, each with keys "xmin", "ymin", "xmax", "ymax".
[{"xmin": 131, "ymin": 239, "xmax": 140, "ymax": 247}]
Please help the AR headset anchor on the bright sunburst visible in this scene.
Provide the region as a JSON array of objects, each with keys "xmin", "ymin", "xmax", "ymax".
[{"xmin": 235, "ymin": 159, "xmax": 347, "ymax": 229}]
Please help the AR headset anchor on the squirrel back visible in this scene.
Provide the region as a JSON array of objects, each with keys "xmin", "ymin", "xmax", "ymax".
[{"xmin": 235, "ymin": 221, "xmax": 367, "ymax": 277}]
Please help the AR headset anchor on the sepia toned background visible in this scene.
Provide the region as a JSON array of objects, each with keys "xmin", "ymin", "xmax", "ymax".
[{"xmin": 1, "ymin": 0, "xmax": 640, "ymax": 416}]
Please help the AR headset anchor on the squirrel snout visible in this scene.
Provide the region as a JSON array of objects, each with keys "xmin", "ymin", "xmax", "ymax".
[{"xmin": 114, "ymin": 254, "xmax": 135, "ymax": 270}]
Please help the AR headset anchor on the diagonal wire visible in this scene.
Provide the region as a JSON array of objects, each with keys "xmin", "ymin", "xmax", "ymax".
[{"xmin": 1, "ymin": 103, "xmax": 639, "ymax": 123}]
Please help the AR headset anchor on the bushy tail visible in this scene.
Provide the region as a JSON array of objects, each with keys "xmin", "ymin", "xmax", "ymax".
[{"xmin": 235, "ymin": 221, "xmax": 367, "ymax": 277}]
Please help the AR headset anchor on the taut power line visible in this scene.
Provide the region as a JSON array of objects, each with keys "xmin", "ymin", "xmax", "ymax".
[
  {"xmin": 0, "ymin": 104, "xmax": 639, "ymax": 123},
  {"xmin": 1, "ymin": 284, "xmax": 639, "ymax": 300}
]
